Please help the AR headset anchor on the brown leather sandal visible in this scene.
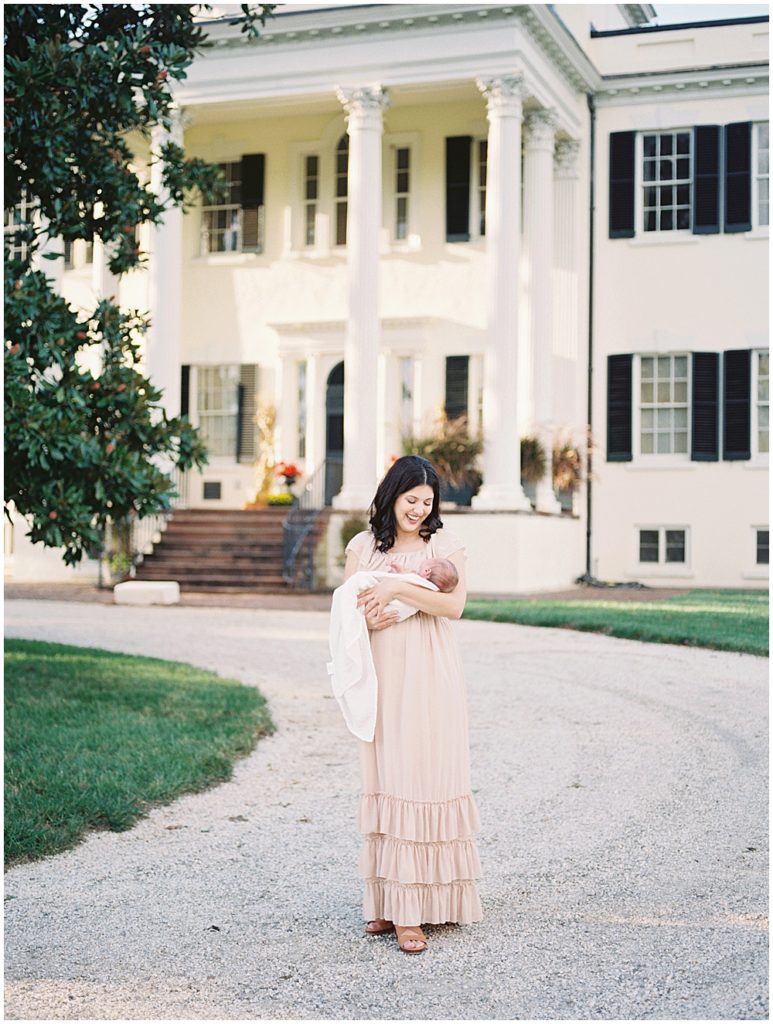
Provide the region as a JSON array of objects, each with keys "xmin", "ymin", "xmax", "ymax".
[
  {"xmin": 395, "ymin": 925, "xmax": 428, "ymax": 954},
  {"xmin": 365, "ymin": 919, "xmax": 394, "ymax": 935}
]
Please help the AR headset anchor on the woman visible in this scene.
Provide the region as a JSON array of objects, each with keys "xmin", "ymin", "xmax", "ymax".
[{"xmin": 342, "ymin": 455, "xmax": 483, "ymax": 955}]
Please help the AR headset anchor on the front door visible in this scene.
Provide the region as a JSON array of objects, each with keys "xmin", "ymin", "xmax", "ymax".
[{"xmin": 325, "ymin": 361, "xmax": 344, "ymax": 506}]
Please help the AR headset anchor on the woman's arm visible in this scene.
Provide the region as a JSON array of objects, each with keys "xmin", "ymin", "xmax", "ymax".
[
  {"xmin": 357, "ymin": 549, "xmax": 467, "ymax": 620},
  {"xmin": 343, "ymin": 550, "xmax": 400, "ymax": 630}
]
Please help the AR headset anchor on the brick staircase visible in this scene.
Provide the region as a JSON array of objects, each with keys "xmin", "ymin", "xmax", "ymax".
[{"xmin": 133, "ymin": 508, "xmax": 330, "ymax": 592}]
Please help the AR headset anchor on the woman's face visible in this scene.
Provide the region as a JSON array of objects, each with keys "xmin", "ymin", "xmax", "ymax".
[{"xmin": 394, "ymin": 485, "xmax": 434, "ymax": 535}]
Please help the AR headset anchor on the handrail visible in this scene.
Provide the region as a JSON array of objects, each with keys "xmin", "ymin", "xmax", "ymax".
[{"xmin": 282, "ymin": 458, "xmax": 327, "ymax": 589}]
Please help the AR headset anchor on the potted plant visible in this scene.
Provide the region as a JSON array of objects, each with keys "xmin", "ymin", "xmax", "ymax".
[
  {"xmin": 520, "ymin": 435, "xmax": 547, "ymax": 507},
  {"xmin": 402, "ymin": 412, "xmax": 483, "ymax": 506},
  {"xmin": 246, "ymin": 401, "xmax": 277, "ymax": 509},
  {"xmin": 552, "ymin": 431, "xmax": 584, "ymax": 513}
]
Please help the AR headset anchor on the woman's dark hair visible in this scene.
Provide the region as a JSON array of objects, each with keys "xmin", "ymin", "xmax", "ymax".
[{"xmin": 368, "ymin": 456, "xmax": 443, "ymax": 553}]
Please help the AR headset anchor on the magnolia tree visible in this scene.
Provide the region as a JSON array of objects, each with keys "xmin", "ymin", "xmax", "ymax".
[{"xmin": 4, "ymin": 3, "xmax": 274, "ymax": 565}]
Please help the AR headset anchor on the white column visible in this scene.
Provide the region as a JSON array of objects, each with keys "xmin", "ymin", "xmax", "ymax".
[
  {"xmin": 305, "ymin": 352, "xmax": 322, "ymax": 473},
  {"xmin": 147, "ymin": 108, "xmax": 184, "ymax": 422},
  {"xmin": 553, "ymin": 139, "xmax": 581, "ymax": 424},
  {"xmin": 472, "ymin": 74, "xmax": 531, "ymax": 511},
  {"xmin": 524, "ymin": 107, "xmax": 562, "ymax": 514},
  {"xmin": 332, "ymin": 85, "xmax": 389, "ymax": 510}
]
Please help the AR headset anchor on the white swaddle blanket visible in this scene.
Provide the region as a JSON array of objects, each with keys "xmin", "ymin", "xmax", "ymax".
[{"xmin": 326, "ymin": 570, "xmax": 439, "ymax": 742}]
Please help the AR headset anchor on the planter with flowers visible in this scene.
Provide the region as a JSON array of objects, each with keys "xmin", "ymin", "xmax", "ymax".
[
  {"xmin": 552, "ymin": 431, "xmax": 584, "ymax": 513},
  {"xmin": 402, "ymin": 413, "xmax": 483, "ymax": 506},
  {"xmin": 273, "ymin": 461, "xmax": 301, "ymax": 505}
]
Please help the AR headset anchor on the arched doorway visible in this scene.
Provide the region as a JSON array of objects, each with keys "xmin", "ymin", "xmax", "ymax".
[{"xmin": 325, "ymin": 361, "xmax": 344, "ymax": 505}]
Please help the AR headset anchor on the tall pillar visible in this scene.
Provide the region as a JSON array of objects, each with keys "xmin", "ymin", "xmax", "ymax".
[
  {"xmin": 524, "ymin": 107, "xmax": 562, "ymax": 514},
  {"xmin": 553, "ymin": 139, "xmax": 581, "ymax": 423},
  {"xmin": 147, "ymin": 108, "xmax": 184, "ymax": 422},
  {"xmin": 472, "ymin": 74, "xmax": 531, "ymax": 511},
  {"xmin": 332, "ymin": 85, "xmax": 389, "ymax": 510}
]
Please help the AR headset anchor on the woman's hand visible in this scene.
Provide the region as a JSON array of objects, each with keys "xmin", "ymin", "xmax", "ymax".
[{"xmin": 357, "ymin": 577, "xmax": 402, "ymax": 623}]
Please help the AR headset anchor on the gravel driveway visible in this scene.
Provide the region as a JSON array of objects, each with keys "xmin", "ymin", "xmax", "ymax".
[{"xmin": 4, "ymin": 599, "xmax": 768, "ymax": 1020}]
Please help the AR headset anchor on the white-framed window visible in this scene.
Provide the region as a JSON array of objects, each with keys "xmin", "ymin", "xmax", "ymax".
[
  {"xmin": 200, "ymin": 161, "xmax": 264, "ymax": 255},
  {"xmin": 470, "ymin": 137, "xmax": 487, "ymax": 240},
  {"xmin": 756, "ymin": 527, "xmax": 769, "ymax": 565},
  {"xmin": 395, "ymin": 147, "xmax": 410, "ymax": 241},
  {"xmin": 297, "ymin": 360, "xmax": 307, "ymax": 460},
  {"xmin": 637, "ymin": 526, "xmax": 688, "ymax": 566},
  {"xmin": 303, "ymin": 155, "xmax": 319, "ymax": 248},
  {"xmin": 753, "ymin": 348, "xmax": 769, "ymax": 455},
  {"xmin": 4, "ymin": 189, "xmax": 36, "ymax": 261},
  {"xmin": 637, "ymin": 353, "xmax": 690, "ymax": 456},
  {"xmin": 398, "ymin": 356, "xmax": 414, "ymax": 440},
  {"xmin": 754, "ymin": 121, "xmax": 769, "ymax": 229},
  {"xmin": 335, "ymin": 135, "xmax": 348, "ymax": 247},
  {"xmin": 195, "ymin": 365, "xmax": 240, "ymax": 457},
  {"xmin": 639, "ymin": 129, "xmax": 692, "ymax": 234}
]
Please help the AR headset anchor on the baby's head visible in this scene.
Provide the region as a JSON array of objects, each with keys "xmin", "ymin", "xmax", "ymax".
[{"xmin": 417, "ymin": 557, "xmax": 459, "ymax": 593}]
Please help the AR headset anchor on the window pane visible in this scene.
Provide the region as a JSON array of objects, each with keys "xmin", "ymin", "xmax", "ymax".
[
  {"xmin": 665, "ymin": 530, "xmax": 685, "ymax": 562},
  {"xmin": 639, "ymin": 530, "xmax": 659, "ymax": 562},
  {"xmin": 660, "ymin": 209, "xmax": 673, "ymax": 231},
  {"xmin": 660, "ymin": 134, "xmax": 673, "ymax": 156},
  {"xmin": 641, "ymin": 383, "xmax": 654, "ymax": 403},
  {"xmin": 676, "ymin": 158, "xmax": 690, "ymax": 179},
  {"xmin": 758, "ymin": 378, "xmax": 769, "ymax": 402},
  {"xmin": 640, "ymin": 432, "xmax": 653, "ymax": 453},
  {"xmin": 641, "ymin": 408, "xmax": 654, "ymax": 428},
  {"xmin": 641, "ymin": 357, "xmax": 654, "ymax": 379},
  {"xmin": 657, "ymin": 357, "xmax": 671, "ymax": 379},
  {"xmin": 657, "ymin": 407, "xmax": 671, "ymax": 428},
  {"xmin": 656, "ymin": 431, "xmax": 671, "ymax": 453},
  {"xmin": 673, "ymin": 431, "xmax": 688, "ymax": 453},
  {"xmin": 659, "ymin": 160, "xmax": 673, "ymax": 180},
  {"xmin": 644, "ymin": 187, "xmax": 657, "ymax": 207},
  {"xmin": 645, "ymin": 210, "xmax": 656, "ymax": 231},
  {"xmin": 643, "ymin": 160, "xmax": 656, "ymax": 182},
  {"xmin": 676, "ymin": 208, "xmax": 690, "ymax": 229},
  {"xmin": 674, "ymin": 356, "xmax": 687, "ymax": 377},
  {"xmin": 759, "ymin": 405, "xmax": 769, "ymax": 429},
  {"xmin": 759, "ymin": 351, "xmax": 769, "ymax": 376},
  {"xmin": 657, "ymin": 381, "xmax": 671, "ymax": 402},
  {"xmin": 643, "ymin": 136, "xmax": 657, "ymax": 157},
  {"xmin": 674, "ymin": 407, "xmax": 687, "ymax": 428},
  {"xmin": 676, "ymin": 133, "xmax": 690, "ymax": 154},
  {"xmin": 757, "ymin": 529, "xmax": 769, "ymax": 565},
  {"xmin": 674, "ymin": 381, "xmax": 687, "ymax": 403}
]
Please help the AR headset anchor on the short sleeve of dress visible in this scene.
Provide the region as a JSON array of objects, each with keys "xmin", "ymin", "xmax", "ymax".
[
  {"xmin": 433, "ymin": 527, "xmax": 467, "ymax": 561},
  {"xmin": 344, "ymin": 530, "xmax": 373, "ymax": 564}
]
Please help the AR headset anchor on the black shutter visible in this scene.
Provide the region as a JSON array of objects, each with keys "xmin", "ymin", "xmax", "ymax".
[
  {"xmin": 446, "ymin": 136, "xmax": 471, "ymax": 241},
  {"xmin": 724, "ymin": 123, "xmax": 751, "ymax": 233},
  {"xmin": 609, "ymin": 131, "xmax": 635, "ymax": 238},
  {"xmin": 691, "ymin": 352, "xmax": 719, "ymax": 460},
  {"xmin": 692, "ymin": 126, "xmax": 722, "ymax": 234},
  {"xmin": 180, "ymin": 364, "xmax": 190, "ymax": 419},
  {"xmin": 241, "ymin": 154, "xmax": 265, "ymax": 251},
  {"xmin": 607, "ymin": 354, "xmax": 633, "ymax": 461},
  {"xmin": 237, "ymin": 364, "xmax": 259, "ymax": 464},
  {"xmin": 723, "ymin": 349, "xmax": 751, "ymax": 459},
  {"xmin": 444, "ymin": 356, "xmax": 469, "ymax": 422}
]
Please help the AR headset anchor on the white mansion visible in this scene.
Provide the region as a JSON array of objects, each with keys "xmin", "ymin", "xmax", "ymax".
[{"xmin": 6, "ymin": 3, "xmax": 769, "ymax": 593}]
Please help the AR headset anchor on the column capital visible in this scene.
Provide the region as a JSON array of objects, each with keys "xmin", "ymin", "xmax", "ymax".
[
  {"xmin": 554, "ymin": 138, "xmax": 581, "ymax": 178},
  {"xmin": 335, "ymin": 85, "xmax": 389, "ymax": 130},
  {"xmin": 476, "ymin": 73, "xmax": 529, "ymax": 117},
  {"xmin": 524, "ymin": 107, "xmax": 560, "ymax": 150}
]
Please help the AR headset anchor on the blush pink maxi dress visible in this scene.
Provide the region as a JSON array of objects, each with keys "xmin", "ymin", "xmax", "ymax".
[{"xmin": 344, "ymin": 526, "xmax": 483, "ymax": 926}]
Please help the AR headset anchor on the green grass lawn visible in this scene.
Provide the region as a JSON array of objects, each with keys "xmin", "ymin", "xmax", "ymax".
[
  {"xmin": 5, "ymin": 639, "xmax": 275, "ymax": 867},
  {"xmin": 463, "ymin": 589, "xmax": 768, "ymax": 656}
]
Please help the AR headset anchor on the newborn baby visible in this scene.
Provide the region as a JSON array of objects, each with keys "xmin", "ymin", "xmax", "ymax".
[{"xmin": 362, "ymin": 556, "xmax": 459, "ymax": 622}]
